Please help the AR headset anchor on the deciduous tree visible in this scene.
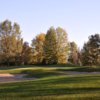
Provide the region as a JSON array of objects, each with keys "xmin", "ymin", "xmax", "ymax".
[
  {"xmin": 68, "ymin": 42, "xmax": 78, "ymax": 65},
  {"xmin": 21, "ymin": 42, "xmax": 33, "ymax": 65},
  {"xmin": 56, "ymin": 27, "xmax": 69, "ymax": 64},
  {"xmin": 0, "ymin": 20, "xmax": 23, "ymax": 66},
  {"xmin": 32, "ymin": 33, "xmax": 45, "ymax": 64}
]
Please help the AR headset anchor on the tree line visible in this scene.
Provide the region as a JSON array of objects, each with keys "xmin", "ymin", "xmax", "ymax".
[{"xmin": 0, "ymin": 20, "xmax": 100, "ymax": 66}]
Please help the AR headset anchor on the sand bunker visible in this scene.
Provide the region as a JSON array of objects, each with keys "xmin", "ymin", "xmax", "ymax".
[{"xmin": 0, "ymin": 73, "xmax": 36, "ymax": 83}]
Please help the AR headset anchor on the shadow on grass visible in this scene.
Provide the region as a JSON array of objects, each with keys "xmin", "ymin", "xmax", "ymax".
[
  {"xmin": 34, "ymin": 64, "xmax": 80, "ymax": 67},
  {"xmin": 0, "ymin": 65, "xmax": 34, "ymax": 70},
  {"xmin": 0, "ymin": 86, "xmax": 100, "ymax": 97},
  {"xmin": 21, "ymin": 70, "xmax": 63, "ymax": 78},
  {"xmin": 0, "ymin": 73, "xmax": 100, "ymax": 99},
  {"xmin": 64, "ymin": 67, "xmax": 100, "ymax": 72},
  {"xmin": 0, "ymin": 63, "xmax": 79, "ymax": 69}
]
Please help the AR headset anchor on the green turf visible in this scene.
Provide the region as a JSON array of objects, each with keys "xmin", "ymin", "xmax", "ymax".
[
  {"xmin": 0, "ymin": 74, "xmax": 100, "ymax": 100},
  {"xmin": 0, "ymin": 64, "xmax": 100, "ymax": 74},
  {"xmin": 0, "ymin": 65, "xmax": 100, "ymax": 100},
  {"xmin": 0, "ymin": 65, "xmax": 80, "ymax": 74}
]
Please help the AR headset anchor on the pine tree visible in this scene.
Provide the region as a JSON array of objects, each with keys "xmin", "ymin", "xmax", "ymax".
[
  {"xmin": 44, "ymin": 27, "xmax": 69, "ymax": 64},
  {"xmin": 44, "ymin": 27, "xmax": 57, "ymax": 64},
  {"xmin": 81, "ymin": 33, "xmax": 100, "ymax": 66}
]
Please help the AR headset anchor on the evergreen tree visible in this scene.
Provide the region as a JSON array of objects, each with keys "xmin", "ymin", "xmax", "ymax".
[
  {"xmin": 81, "ymin": 33, "xmax": 100, "ymax": 66},
  {"xmin": 44, "ymin": 27, "xmax": 57, "ymax": 64},
  {"xmin": 44, "ymin": 27, "xmax": 69, "ymax": 64}
]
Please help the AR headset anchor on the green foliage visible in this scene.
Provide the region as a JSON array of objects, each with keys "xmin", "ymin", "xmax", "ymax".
[
  {"xmin": 44, "ymin": 27, "xmax": 69, "ymax": 64},
  {"xmin": 0, "ymin": 20, "xmax": 23, "ymax": 66},
  {"xmin": 21, "ymin": 42, "xmax": 33, "ymax": 65},
  {"xmin": 0, "ymin": 19, "xmax": 99, "ymax": 67},
  {"xmin": 31, "ymin": 33, "xmax": 45, "ymax": 64},
  {"xmin": 81, "ymin": 33, "xmax": 100, "ymax": 66},
  {"xmin": 56, "ymin": 27, "xmax": 69, "ymax": 64},
  {"xmin": 68, "ymin": 42, "xmax": 79, "ymax": 65},
  {"xmin": 44, "ymin": 27, "xmax": 57, "ymax": 64}
]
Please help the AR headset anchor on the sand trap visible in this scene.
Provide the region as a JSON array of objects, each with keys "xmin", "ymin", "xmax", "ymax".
[
  {"xmin": 0, "ymin": 74, "xmax": 13, "ymax": 77},
  {"xmin": 0, "ymin": 74, "xmax": 26, "ymax": 78},
  {"xmin": 0, "ymin": 73, "xmax": 36, "ymax": 83}
]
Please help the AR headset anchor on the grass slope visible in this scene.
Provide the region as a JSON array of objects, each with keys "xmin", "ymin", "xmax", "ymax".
[
  {"xmin": 0, "ymin": 74, "xmax": 100, "ymax": 100},
  {"xmin": 0, "ymin": 65, "xmax": 100, "ymax": 100},
  {"xmin": 0, "ymin": 65, "xmax": 100, "ymax": 74},
  {"xmin": 0, "ymin": 65, "xmax": 80, "ymax": 74}
]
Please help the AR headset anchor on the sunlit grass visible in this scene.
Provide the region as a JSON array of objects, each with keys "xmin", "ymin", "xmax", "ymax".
[
  {"xmin": 0, "ymin": 65, "xmax": 79, "ymax": 74},
  {"xmin": 0, "ymin": 65, "xmax": 100, "ymax": 100},
  {"xmin": 0, "ymin": 74, "xmax": 100, "ymax": 100}
]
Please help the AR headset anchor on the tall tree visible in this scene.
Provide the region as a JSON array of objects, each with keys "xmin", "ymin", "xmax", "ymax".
[
  {"xmin": 56, "ymin": 27, "xmax": 69, "ymax": 64},
  {"xmin": 68, "ymin": 42, "xmax": 79, "ymax": 65},
  {"xmin": 32, "ymin": 33, "xmax": 45, "ymax": 64},
  {"xmin": 21, "ymin": 42, "xmax": 33, "ymax": 65},
  {"xmin": 44, "ymin": 27, "xmax": 69, "ymax": 64},
  {"xmin": 44, "ymin": 27, "xmax": 57, "ymax": 64},
  {"xmin": 81, "ymin": 33, "xmax": 100, "ymax": 66},
  {"xmin": 0, "ymin": 20, "xmax": 23, "ymax": 66}
]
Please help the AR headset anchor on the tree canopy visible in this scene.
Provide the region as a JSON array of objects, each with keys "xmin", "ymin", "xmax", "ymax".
[{"xmin": 0, "ymin": 19, "xmax": 100, "ymax": 67}]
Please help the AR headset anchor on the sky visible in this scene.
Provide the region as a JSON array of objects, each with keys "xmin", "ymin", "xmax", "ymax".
[{"xmin": 0, "ymin": 0, "xmax": 100, "ymax": 48}]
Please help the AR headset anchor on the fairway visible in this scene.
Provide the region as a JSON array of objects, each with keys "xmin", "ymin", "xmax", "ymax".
[{"xmin": 0, "ymin": 65, "xmax": 100, "ymax": 100}]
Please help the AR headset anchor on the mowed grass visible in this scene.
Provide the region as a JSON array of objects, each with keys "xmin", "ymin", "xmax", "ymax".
[
  {"xmin": 0, "ymin": 64, "xmax": 100, "ymax": 74},
  {"xmin": 0, "ymin": 74, "xmax": 100, "ymax": 100},
  {"xmin": 0, "ymin": 65, "xmax": 80, "ymax": 74},
  {"xmin": 0, "ymin": 65, "xmax": 100, "ymax": 100}
]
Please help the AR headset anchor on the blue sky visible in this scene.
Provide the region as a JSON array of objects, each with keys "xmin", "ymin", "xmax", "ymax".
[{"xmin": 0, "ymin": 0, "xmax": 100, "ymax": 47}]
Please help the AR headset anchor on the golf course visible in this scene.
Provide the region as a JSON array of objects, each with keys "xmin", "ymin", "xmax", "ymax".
[{"xmin": 0, "ymin": 0, "xmax": 100, "ymax": 100}]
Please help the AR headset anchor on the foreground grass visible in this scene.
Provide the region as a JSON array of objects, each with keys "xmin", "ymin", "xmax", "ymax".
[
  {"xmin": 0, "ymin": 74, "xmax": 100, "ymax": 100},
  {"xmin": 0, "ymin": 65, "xmax": 100, "ymax": 100}
]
